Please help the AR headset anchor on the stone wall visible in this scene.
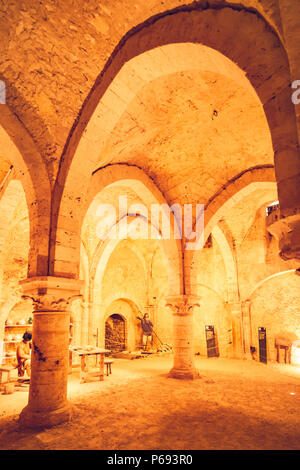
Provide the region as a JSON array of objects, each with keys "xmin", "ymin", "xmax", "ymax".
[
  {"xmin": 0, "ymin": 0, "xmax": 284, "ymax": 184},
  {"xmin": 249, "ymin": 272, "xmax": 300, "ymax": 363}
]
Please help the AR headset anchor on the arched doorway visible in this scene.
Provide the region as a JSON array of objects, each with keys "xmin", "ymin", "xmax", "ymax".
[
  {"xmin": 101, "ymin": 298, "xmax": 141, "ymax": 351},
  {"xmin": 105, "ymin": 314, "xmax": 126, "ymax": 353},
  {"xmin": 52, "ymin": 5, "xmax": 298, "ymax": 282}
]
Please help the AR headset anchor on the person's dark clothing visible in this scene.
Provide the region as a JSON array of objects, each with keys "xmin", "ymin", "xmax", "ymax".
[{"xmin": 137, "ymin": 317, "xmax": 153, "ymax": 336}]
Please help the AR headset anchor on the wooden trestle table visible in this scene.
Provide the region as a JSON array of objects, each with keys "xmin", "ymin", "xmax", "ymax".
[{"xmin": 69, "ymin": 346, "xmax": 111, "ymax": 384}]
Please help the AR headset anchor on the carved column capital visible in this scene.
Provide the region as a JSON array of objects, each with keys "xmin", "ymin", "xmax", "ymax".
[
  {"xmin": 18, "ymin": 277, "xmax": 84, "ymax": 428},
  {"xmin": 19, "ymin": 276, "xmax": 84, "ymax": 313},
  {"xmin": 166, "ymin": 295, "xmax": 200, "ymax": 316}
]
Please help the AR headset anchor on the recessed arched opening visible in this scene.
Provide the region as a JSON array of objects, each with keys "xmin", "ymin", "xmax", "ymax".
[
  {"xmin": 0, "ymin": 179, "xmax": 32, "ymax": 365},
  {"xmin": 52, "ymin": 4, "xmax": 299, "ymax": 284},
  {"xmin": 105, "ymin": 313, "xmax": 126, "ymax": 353},
  {"xmin": 102, "ymin": 298, "xmax": 141, "ymax": 353},
  {"xmin": 244, "ymin": 270, "xmax": 300, "ymax": 364},
  {"xmin": 0, "ymin": 113, "xmax": 51, "ymax": 277}
]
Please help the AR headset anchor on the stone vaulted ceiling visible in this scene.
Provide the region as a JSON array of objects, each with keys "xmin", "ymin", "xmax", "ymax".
[
  {"xmin": 101, "ymin": 70, "xmax": 273, "ymax": 207},
  {"xmin": 0, "ymin": 0, "xmax": 282, "ymax": 185}
]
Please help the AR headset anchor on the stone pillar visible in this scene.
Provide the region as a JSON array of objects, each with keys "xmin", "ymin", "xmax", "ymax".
[
  {"xmin": 166, "ymin": 295, "xmax": 200, "ymax": 379},
  {"xmin": 19, "ymin": 276, "xmax": 83, "ymax": 429}
]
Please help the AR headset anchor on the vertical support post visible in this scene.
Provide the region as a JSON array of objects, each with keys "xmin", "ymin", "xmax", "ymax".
[
  {"xmin": 166, "ymin": 295, "xmax": 200, "ymax": 379},
  {"xmin": 19, "ymin": 276, "xmax": 83, "ymax": 429}
]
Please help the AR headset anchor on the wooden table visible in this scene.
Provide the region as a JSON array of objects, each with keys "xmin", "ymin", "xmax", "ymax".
[
  {"xmin": 69, "ymin": 346, "xmax": 110, "ymax": 383},
  {"xmin": 275, "ymin": 338, "xmax": 292, "ymax": 364}
]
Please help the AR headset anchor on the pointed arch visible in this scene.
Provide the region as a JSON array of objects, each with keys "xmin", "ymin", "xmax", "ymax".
[{"xmin": 0, "ymin": 106, "xmax": 51, "ymax": 276}]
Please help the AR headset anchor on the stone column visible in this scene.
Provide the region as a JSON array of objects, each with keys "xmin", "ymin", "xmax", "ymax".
[
  {"xmin": 166, "ymin": 295, "xmax": 200, "ymax": 379},
  {"xmin": 19, "ymin": 276, "xmax": 83, "ymax": 429}
]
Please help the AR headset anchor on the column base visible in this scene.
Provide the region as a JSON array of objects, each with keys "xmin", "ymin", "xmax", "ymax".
[
  {"xmin": 19, "ymin": 402, "xmax": 73, "ymax": 429},
  {"xmin": 243, "ymin": 352, "xmax": 253, "ymax": 360},
  {"xmin": 168, "ymin": 367, "xmax": 200, "ymax": 380}
]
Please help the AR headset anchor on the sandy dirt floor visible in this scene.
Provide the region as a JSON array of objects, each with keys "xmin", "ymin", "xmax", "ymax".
[{"xmin": 0, "ymin": 354, "xmax": 299, "ymax": 450}]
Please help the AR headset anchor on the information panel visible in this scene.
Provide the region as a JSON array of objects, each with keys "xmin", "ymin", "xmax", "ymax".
[
  {"xmin": 205, "ymin": 325, "xmax": 219, "ymax": 358},
  {"xmin": 258, "ymin": 327, "xmax": 267, "ymax": 364}
]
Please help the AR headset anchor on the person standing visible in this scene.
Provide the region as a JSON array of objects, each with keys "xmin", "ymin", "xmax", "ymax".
[
  {"xmin": 16, "ymin": 331, "xmax": 32, "ymax": 378},
  {"xmin": 137, "ymin": 313, "xmax": 153, "ymax": 351}
]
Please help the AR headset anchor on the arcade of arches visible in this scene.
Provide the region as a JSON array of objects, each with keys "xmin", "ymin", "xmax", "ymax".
[{"xmin": 0, "ymin": 0, "xmax": 300, "ymax": 442}]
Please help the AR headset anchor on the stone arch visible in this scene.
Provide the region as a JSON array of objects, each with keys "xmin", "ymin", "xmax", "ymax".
[
  {"xmin": 185, "ymin": 173, "xmax": 277, "ymax": 294},
  {"xmin": 0, "ymin": 180, "xmax": 31, "ymax": 329},
  {"xmin": 88, "ymin": 218, "xmax": 151, "ymax": 344},
  {"xmin": 0, "ymin": 180, "xmax": 28, "ymax": 253},
  {"xmin": 91, "ymin": 236, "xmax": 148, "ymax": 287},
  {"xmin": 82, "ymin": 165, "xmax": 183, "ymax": 295},
  {"xmin": 103, "ymin": 310, "xmax": 127, "ymax": 326},
  {"xmin": 4, "ymin": 298, "xmax": 33, "ymax": 323},
  {"xmin": 0, "ymin": 107, "xmax": 51, "ymax": 277},
  {"xmin": 196, "ymin": 284, "xmax": 227, "ymax": 305},
  {"xmin": 189, "ymin": 166, "xmax": 276, "ymax": 249},
  {"xmin": 212, "ymin": 225, "xmax": 239, "ymax": 304},
  {"xmin": 246, "ymin": 269, "xmax": 297, "ymax": 301},
  {"xmin": 104, "ymin": 312, "xmax": 127, "ymax": 352},
  {"xmin": 90, "ymin": 214, "xmax": 180, "ymax": 301},
  {"xmin": 52, "ymin": 5, "xmax": 299, "ymax": 283},
  {"xmin": 88, "ymin": 213, "xmax": 180, "ymax": 345},
  {"xmin": 0, "ymin": 297, "xmax": 33, "ymax": 347}
]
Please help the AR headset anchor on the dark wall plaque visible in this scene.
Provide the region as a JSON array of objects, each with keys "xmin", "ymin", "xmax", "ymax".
[
  {"xmin": 205, "ymin": 325, "xmax": 219, "ymax": 358},
  {"xmin": 258, "ymin": 327, "xmax": 267, "ymax": 364}
]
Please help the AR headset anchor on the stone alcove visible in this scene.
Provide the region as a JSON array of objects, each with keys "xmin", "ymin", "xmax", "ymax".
[{"xmin": 105, "ymin": 314, "xmax": 126, "ymax": 353}]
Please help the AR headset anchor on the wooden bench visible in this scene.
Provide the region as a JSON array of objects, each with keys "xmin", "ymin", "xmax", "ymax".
[
  {"xmin": 275, "ymin": 338, "xmax": 292, "ymax": 364},
  {"xmin": 104, "ymin": 358, "xmax": 114, "ymax": 376},
  {"xmin": 0, "ymin": 364, "xmax": 16, "ymax": 385}
]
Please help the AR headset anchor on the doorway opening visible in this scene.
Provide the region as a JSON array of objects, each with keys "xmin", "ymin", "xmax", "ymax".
[{"xmin": 105, "ymin": 314, "xmax": 126, "ymax": 353}]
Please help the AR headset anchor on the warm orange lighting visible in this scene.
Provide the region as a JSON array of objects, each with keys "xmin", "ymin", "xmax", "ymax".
[{"xmin": 291, "ymin": 341, "xmax": 300, "ymax": 366}]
